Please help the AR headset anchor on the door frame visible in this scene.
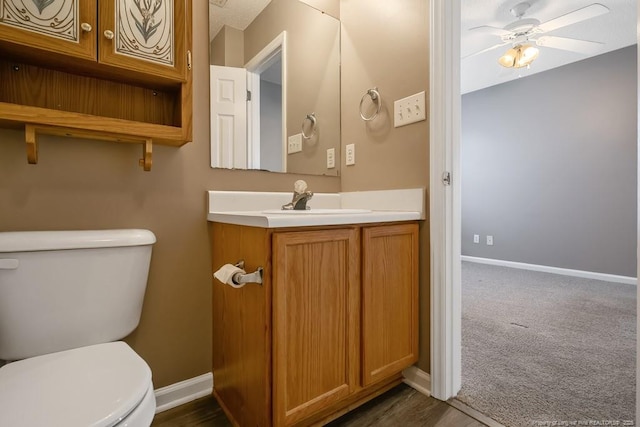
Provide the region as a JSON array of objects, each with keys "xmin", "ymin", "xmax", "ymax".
[
  {"xmin": 245, "ymin": 31, "xmax": 288, "ymax": 171},
  {"xmin": 429, "ymin": 0, "xmax": 462, "ymax": 401},
  {"xmin": 429, "ymin": 1, "xmax": 639, "ymax": 418}
]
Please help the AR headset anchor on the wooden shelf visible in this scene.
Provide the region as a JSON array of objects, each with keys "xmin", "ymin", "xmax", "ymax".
[{"xmin": 1, "ymin": 103, "xmax": 188, "ymax": 147}]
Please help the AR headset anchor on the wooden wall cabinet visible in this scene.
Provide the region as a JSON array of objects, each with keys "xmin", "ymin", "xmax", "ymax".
[
  {"xmin": 0, "ymin": 0, "xmax": 193, "ymax": 168},
  {"xmin": 211, "ymin": 222, "xmax": 419, "ymax": 426}
]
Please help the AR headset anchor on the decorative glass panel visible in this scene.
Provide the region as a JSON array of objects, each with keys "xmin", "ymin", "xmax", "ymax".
[
  {"xmin": 115, "ymin": 0, "xmax": 174, "ymax": 66},
  {"xmin": 0, "ymin": 0, "xmax": 78, "ymax": 42}
]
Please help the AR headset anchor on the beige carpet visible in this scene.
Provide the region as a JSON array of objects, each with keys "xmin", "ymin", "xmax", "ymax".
[{"xmin": 457, "ymin": 261, "xmax": 636, "ymax": 427}]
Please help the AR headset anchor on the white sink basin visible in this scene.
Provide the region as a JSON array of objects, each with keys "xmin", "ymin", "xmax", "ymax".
[{"xmin": 262, "ymin": 208, "xmax": 372, "ymax": 215}]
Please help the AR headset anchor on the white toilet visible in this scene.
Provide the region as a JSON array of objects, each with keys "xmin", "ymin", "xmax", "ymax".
[{"xmin": 0, "ymin": 229, "xmax": 157, "ymax": 427}]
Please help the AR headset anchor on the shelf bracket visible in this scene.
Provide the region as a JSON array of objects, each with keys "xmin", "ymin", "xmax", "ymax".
[
  {"xmin": 22, "ymin": 125, "xmax": 154, "ymax": 171},
  {"xmin": 139, "ymin": 139, "xmax": 153, "ymax": 171},
  {"xmin": 25, "ymin": 124, "xmax": 38, "ymax": 164}
]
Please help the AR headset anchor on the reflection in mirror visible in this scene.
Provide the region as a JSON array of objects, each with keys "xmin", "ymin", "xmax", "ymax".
[
  {"xmin": 257, "ymin": 56, "xmax": 283, "ymax": 172},
  {"xmin": 209, "ymin": 0, "xmax": 341, "ymax": 176}
]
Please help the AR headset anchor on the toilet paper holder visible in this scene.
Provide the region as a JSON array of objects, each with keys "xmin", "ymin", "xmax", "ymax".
[{"xmin": 233, "ymin": 260, "xmax": 263, "ymax": 285}]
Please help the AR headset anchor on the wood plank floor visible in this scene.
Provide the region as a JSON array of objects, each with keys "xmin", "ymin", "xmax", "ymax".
[{"xmin": 151, "ymin": 384, "xmax": 487, "ymax": 427}]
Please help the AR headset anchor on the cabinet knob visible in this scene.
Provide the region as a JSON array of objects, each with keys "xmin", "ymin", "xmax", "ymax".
[
  {"xmin": 80, "ymin": 22, "xmax": 92, "ymax": 32},
  {"xmin": 103, "ymin": 30, "xmax": 114, "ymax": 40}
]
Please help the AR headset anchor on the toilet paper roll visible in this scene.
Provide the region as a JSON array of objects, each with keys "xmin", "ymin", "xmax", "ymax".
[{"xmin": 214, "ymin": 264, "xmax": 246, "ymax": 289}]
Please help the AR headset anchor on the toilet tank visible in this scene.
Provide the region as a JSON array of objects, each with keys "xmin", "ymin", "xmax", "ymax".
[{"xmin": 0, "ymin": 229, "xmax": 156, "ymax": 361}]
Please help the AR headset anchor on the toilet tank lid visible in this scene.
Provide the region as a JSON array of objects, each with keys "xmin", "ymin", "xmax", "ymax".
[{"xmin": 0, "ymin": 229, "xmax": 156, "ymax": 252}]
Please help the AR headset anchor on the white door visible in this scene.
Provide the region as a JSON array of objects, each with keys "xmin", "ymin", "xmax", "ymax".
[{"xmin": 210, "ymin": 65, "xmax": 247, "ymax": 169}]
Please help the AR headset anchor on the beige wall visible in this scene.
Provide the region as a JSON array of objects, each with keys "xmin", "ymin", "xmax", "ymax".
[
  {"xmin": 0, "ymin": 0, "xmax": 340, "ymax": 388},
  {"xmin": 340, "ymin": 1, "xmax": 431, "ymax": 371},
  {"xmin": 210, "ymin": 26, "xmax": 244, "ymax": 67},
  {"xmin": 0, "ymin": 0, "xmax": 432, "ymax": 388},
  {"xmin": 210, "ymin": 27, "xmax": 225, "ymax": 66}
]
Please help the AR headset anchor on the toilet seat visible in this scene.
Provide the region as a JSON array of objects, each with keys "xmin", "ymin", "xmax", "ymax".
[
  {"xmin": 115, "ymin": 381, "xmax": 156, "ymax": 427},
  {"xmin": 0, "ymin": 341, "xmax": 155, "ymax": 427}
]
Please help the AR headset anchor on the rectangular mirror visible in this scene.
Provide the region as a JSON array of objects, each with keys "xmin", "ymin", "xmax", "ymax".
[{"xmin": 209, "ymin": 0, "xmax": 341, "ymax": 176}]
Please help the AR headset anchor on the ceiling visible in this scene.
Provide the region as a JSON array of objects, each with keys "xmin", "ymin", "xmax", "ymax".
[
  {"xmin": 209, "ymin": 1, "xmax": 636, "ymax": 94},
  {"xmin": 461, "ymin": 0, "xmax": 637, "ymax": 94},
  {"xmin": 209, "ymin": 0, "xmax": 272, "ymax": 40}
]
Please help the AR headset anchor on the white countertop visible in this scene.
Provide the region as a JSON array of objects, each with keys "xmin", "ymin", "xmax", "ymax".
[
  {"xmin": 207, "ymin": 210, "xmax": 421, "ymax": 228},
  {"xmin": 207, "ymin": 189, "xmax": 425, "ymax": 229}
]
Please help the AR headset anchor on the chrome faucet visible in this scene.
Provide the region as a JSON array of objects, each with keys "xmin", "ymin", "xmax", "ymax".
[{"xmin": 282, "ymin": 180, "xmax": 314, "ymax": 210}]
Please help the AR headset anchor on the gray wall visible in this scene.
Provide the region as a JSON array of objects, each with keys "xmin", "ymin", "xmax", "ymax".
[
  {"xmin": 260, "ymin": 80, "xmax": 283, "ymax": 171},
  {"xmin": 461, "ymin": 46, "xmax": 638, "ymax": 277}
]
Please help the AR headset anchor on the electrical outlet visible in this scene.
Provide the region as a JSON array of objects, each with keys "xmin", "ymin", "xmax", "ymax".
[
  {"xmin": 345, "ymin": 144, "xmax": 355, "ymax": 166},
  {"xmin": 473, "ymin": 234, "xmax": 480, "ymax": 244},
  {"xmin": 394, "ymin": 91, "xmax": 426, "ymax": 128},
  {"xmin": 486, "ymin": 235, "xmax": 494, "ymax": 246},
  {"xmin": 287, "ymin": 133, "xmax": 302, "ymax": 154},
  {"xmin": 327, "ymin": 148, "xmax": 335, "ymax": 169}
]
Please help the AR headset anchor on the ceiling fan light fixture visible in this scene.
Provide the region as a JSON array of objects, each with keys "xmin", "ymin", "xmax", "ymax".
[
  {"xmin": 518, "ymin": 44, "xmax": 539, "ymax": 67},
  {"xmin": 498, "ymin": 48, "xmax": 517, "ymax": 67},
  {"xmin": 498, "ymin": 44, "xmax": 539, "ymax": 69}
]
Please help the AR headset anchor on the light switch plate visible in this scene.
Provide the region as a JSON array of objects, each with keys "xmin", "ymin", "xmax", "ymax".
[
  {"xmin": 345, "ymin": 144, "xmax": 355, "ymax": 166},
  {"xmin": 327, "ymin": 148, "xmax": 335, "ymax": 168},
  {"xmin": 394, "ymin": 91, "xmax": 426, "ymax": 128},
  {"xmin": 288, "ymin": 133, "xmax": 302, "ymax": 154}
]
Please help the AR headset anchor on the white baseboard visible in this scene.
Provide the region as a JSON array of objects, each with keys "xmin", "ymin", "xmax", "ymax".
[
  {"xmin": 402, "ymin": 366, "xmax": 431, "ymax": 397},
  {"xmin": 154, "ymin": 372, "xmax": 213, "ymax": 413},
  {"xmin": 156, "ymin": 369, "xmax": 430, "ymax": 414},
  {"xmin": 461, "ymin": 256, "xmax": 637, "ymax": 286}
]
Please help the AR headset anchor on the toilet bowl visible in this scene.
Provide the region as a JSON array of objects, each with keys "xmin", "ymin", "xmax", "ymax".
[
  {"xmin": 0, "ymin": 342, "xmax": 155, "ymax": 427},
  {"xmin": 0, "ymin": 230, "xmax": 158, "ymax": 427}
]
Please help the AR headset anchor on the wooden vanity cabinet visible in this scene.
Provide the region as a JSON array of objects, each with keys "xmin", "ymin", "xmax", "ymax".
[
  {"xmin": 210, "ymin": 221, "xmax": 419, "ymax": 426},
  {"xmin": 0, "ymin": 0, "xmax": 192, "ymax": 152}
]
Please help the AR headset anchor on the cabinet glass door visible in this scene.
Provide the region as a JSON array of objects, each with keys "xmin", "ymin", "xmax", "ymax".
[
  {"xmin": 0, "ymin": 0, "xmax": 95, "ymax": 59},
  {"xmin": 99, "ymin": 0, "xmax": 186, "ymax": 81}
]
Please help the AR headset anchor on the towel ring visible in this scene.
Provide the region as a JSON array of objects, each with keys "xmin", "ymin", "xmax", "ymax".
[
  {"xmin": 301, "ymin": 113, "xmax": 317, "ymax": 139},
  {"xmin": 359, "ymin": 87, "xmax": 382, "ymax": 121}
]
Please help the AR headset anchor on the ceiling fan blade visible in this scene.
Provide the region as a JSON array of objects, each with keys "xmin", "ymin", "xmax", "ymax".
[
  {"xmin": 535, "ymin": 36, "xmax": 605, "ymax": 55},
  {"xmin": 462, "ymin": 42, "xmax": 509, "ymax": 59},
  {"xmin": 468, "ymin": 25, "xmax": 512, "ymax": 37},
  {"xmin": 537, "ymin": 3, "xmax": 610, "ymax": 33}
]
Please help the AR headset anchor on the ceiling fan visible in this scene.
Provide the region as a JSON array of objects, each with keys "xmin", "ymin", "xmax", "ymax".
[{"xmin": 465, "ymin": 2, "xmax": 610, "ymax": 68}]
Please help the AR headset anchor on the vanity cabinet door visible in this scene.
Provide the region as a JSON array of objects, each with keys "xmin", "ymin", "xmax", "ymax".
[
  {"xmin": 272, "ymin": 228, "xmax": 360, "ymax": 426},
  {"xmin": 361, "ymin": 223, "xmax": 419, "ymax": 386},
  {"xmin": 0, "ymin": 0, "xmax": 96, "ymax": 60},
  {"xmin": 98, "ymin": 0, "xmax": 187, "ymax": 81}
]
